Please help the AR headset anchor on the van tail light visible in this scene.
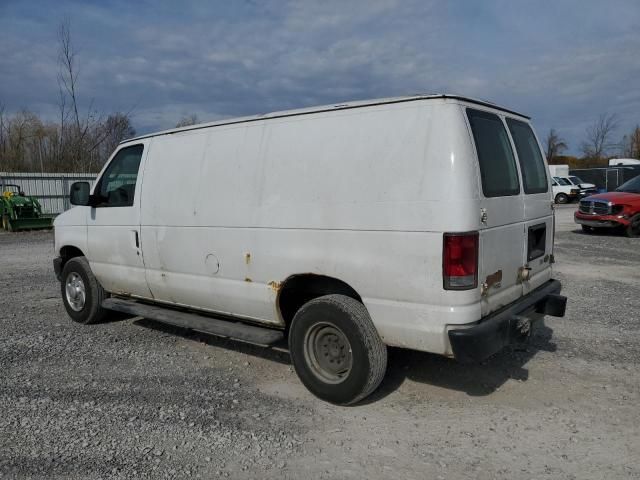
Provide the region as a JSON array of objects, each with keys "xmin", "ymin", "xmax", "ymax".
[{"xmin": 443, "ymin": 232, "xmax": 479, "ymax": 290}]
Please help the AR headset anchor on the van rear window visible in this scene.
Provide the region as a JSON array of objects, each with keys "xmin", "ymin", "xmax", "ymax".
[
  {"xmin": 506, "ymin": 118, "xmax": 548, "ymax": 194},
  {"xmin": 466, "ymin": 109, "xmax": 520, "ymax": 197}
]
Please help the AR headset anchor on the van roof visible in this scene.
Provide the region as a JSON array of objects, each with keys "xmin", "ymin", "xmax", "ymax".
[{"xmin": 124, "ymin": 94, "xmax": 530, "ymax": 144}]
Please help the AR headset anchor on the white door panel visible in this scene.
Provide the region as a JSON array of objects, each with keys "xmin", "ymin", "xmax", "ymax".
[
  {"xmin": 87, "ymin": 140, "xmax": 152, "ymax": 298},
  {"xmin": 479, "ymin": 203, "xmax": 525, "ymax": 316}
]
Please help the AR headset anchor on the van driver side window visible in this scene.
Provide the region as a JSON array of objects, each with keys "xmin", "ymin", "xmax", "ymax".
[{"xmin": 96, "ymin": 144, "xmax": 144, "ymax": 207}]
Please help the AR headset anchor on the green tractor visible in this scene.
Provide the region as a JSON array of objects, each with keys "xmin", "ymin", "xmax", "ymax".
[{"xmin": 1, "ymin": 184, "xmax": 54, "ymax": 232}]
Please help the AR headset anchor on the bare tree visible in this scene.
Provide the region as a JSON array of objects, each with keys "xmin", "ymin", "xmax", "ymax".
[
  {"xmin": 58, "ymin": 19, "xmax": 87, "ymax": 138},
  {"xmin": 620, "ymin": 125, "xmax": 640, "ymax": 159},
  {"xmin": 544, "ymin": 128, "xmax": 568, "ymax": 163},
  {"xmin": 99, "ymin": 113, "xmax": 136, "ymax": 159},
  {"xmin": 0, "ymin": 21, "xmax": 137, "ymax": 173},
  {"xmin": 0, "ymin": 102, "xmax": 6, "ymax": 161},
  {"xmin": 581, "ymin": 113, "xmax": 618, "ymax": 161},
  {"xmin": 58, "ymin": 19, "xmax": 92, "ymax": 171},
  {"xmin": 56, "ymin": 83, "xmax": 69, "ymax": 168},
  {"xmin": 54, "ymin": 19, "xmax": 137, "ymax": 172},
  {"xmin": 175, "ymin": 114, "xmax": 200, "ymax": 128}
]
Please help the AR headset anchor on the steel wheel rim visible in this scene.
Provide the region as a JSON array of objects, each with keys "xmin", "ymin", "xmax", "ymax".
[
  {"xmin": 303, "ymin": 322, "xmax": 353, "ymax": 384},
  {"xmin": 65, "ymin": 272, "xmax": 86, "ymax": 311}
]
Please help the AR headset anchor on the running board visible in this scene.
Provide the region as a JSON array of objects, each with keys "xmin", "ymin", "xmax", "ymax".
[{"xmin": 102, "ymin": 298, "xmax": 284, "ymax": 346}]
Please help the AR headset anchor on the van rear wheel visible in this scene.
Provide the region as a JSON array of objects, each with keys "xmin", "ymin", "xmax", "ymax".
[
  {"xmin": 288, "ymin": 294, "xmax": 387, "ymax": 405},
  {"xmin": 60, "ymin": 256, "xmax": 108, "ymax": 324}
]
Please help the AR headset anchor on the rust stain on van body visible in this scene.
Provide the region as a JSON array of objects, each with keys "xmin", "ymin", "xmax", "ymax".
[{"xmin": 482, "ymin": 270, "xmax": 503, "ymax": 295}]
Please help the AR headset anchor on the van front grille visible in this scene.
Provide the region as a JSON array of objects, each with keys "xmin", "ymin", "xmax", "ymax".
[{"xmin": 579, "ymin": 200, "xmax": 610, "ymax": 215}]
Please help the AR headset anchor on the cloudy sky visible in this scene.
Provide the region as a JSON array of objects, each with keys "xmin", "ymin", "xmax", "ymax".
[{"xmin": 1, "ymin": 0, "xmax": 639, "ymax": 154}]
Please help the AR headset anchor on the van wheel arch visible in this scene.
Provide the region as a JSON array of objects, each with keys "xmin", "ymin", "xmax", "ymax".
[
  {"xmin": 59, "ymin": 245, "xmax": 86, "ymax": 269},
  {"xmin": 277, "ymin": 274, "xmax": 363, "ymax": 328}
]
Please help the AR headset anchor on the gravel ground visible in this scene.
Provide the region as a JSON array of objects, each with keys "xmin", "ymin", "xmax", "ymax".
[{"xmin": 1, "ymin": 205, "xmax": 639, "ymax": 479}]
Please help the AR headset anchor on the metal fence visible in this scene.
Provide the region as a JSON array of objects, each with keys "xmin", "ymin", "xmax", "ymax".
[
  {"xmin": 0, "ymin": 172, "xmax": 98, "ymax": 215},
  {"xmin": 570, "ymin": 165, "xmax": 640, "ymax": 192}
]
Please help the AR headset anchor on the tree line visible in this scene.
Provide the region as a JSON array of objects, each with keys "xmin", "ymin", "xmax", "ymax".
[
  {"xmin": 0, "ymin": 21, "xmax": 139, "ymax": 174},
  {"xmin": 0, "ymin": 20, "xmax": 201, "ymax": 175},
  {"xmin": 546, "ymin": 114, "xmax": 640, "ymax": 168}
]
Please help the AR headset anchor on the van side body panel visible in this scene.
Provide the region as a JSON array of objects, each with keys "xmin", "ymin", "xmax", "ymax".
[
  {"xmin": 138, "ymin": 100, "xmax": 484, "ymax": 353},
  {"xmin": 50, "ymin": 97, "xmax": 555, "ymax": 357},
  {"xmin": 53, "ymin": 206, "xmax": 88, "ymax": 256}
]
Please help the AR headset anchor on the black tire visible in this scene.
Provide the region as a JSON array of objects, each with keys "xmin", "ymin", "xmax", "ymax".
[
  {"xmin": 581, "ymin": 225, "xmax": 594, "ymax": 233},
  {"xmin": 288, "ymin": 294, "xmax": 387, "ymax": 405},
  {"xmin": 555, "ymin": 193, "xmax": 568, "ymax": 204},
  {"xmin": 625, "ymin": 214, "xmax": 640, "ymax": 238},
  {"xmin": 60, "ymin": 256, "xmax": 109, "ymax": 324}
]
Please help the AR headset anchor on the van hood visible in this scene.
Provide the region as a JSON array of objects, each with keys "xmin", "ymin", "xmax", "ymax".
[{"xmin": 53, "ymin": 206, "xmax": 86, "ymax": 227}]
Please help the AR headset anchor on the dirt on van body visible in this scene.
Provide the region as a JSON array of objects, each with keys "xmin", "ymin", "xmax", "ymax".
[{"xmin": 1, "ymin": 205, "xmax": 639, "ymax": 479}]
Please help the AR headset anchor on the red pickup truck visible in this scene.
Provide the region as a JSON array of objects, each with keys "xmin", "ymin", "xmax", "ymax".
[{"xmin": 574, "ymin": 175, "xmax": 640, "ymax": 237}]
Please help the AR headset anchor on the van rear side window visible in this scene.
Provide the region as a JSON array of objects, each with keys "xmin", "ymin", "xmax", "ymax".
[
  {"xmin": 466, "ymin": 109, "xmax": 520, "ymax": 197},
  {"xmin": 506, "ymin": 118, "xmax": 548, "ymax": 194}
]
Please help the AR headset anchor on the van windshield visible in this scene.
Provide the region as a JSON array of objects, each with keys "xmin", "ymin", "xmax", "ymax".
[
  {"xmin": 506, "ymin": 118, "xmax": 548, "ymax": 194},
  {"xmin": 554, "ymin": 177, "xmax": 571, "ymax": 186},
  {"xmin": 569, "ymin": 176, "xmax": 583, "ymax": 184},
  {"xmin": 467, "ymin": 109, "xmax": 520, "ymax": 197}
]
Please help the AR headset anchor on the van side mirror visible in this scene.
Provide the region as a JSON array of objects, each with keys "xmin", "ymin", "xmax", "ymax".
[{"xmin": 69, "ymin": 181, "xmax": 91, "ymax": 206}]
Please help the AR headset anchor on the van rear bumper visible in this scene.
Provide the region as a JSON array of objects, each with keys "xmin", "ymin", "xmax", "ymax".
[{"xmin": 448, "ymin": 280, "xmax": 566, "ymax": 364}]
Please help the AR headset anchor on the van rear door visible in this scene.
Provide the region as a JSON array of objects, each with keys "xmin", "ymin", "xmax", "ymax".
[
  {"xmin": 505, "ymin": 118, "xmax": 554, "ymax": 295},
  {"xmin": 466, "ymin": 109, "xmax": 525, "ymax": 316}
]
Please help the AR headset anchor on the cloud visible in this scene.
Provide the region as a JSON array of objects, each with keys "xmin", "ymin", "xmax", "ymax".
[{"xmin": 0, "ymin": 0, "xmax": 639, "ymax": 155}]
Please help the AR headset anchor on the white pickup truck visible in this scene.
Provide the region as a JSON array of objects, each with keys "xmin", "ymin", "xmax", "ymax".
[
  {"xmin": 556, "ymin": 175, "xmax": 597, "ymax": 198},
  {"xmin": 552, "ymin": 177, "xmax": 581, "ymax": 203}
]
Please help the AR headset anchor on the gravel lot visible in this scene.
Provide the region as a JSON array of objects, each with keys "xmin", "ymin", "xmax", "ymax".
[{"xmin": 1, "ymin": 204, "xmax": 639, "ymax": 479}]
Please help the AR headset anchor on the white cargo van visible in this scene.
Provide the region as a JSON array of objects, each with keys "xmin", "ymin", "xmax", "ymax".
[{"xmin": 54, "ymin": 95, "xmax": 566, "ymax": 404}]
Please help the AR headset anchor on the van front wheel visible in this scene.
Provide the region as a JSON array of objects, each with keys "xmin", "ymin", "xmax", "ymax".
[
  {"xmin": 555, "ymin": 193, "xmax": 569, "ymax": 204},
  {"xmin": 60, "ymin": 256, "xmax": 108, "ymax": 324},
  {"xmin": 288, "ymin": 294, "xmax": 387, "ymax": 405}
]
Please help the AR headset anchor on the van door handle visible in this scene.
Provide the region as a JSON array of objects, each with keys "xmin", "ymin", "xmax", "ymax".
[{"xmin": 133, "ymin": 230, "xmax": 140, "ymax": 248}]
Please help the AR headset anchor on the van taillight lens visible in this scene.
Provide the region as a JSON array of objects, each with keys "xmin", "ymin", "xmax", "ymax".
[{"xmin": 443, "ymin": 232, "xmax": 479, "ymax": 290}]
